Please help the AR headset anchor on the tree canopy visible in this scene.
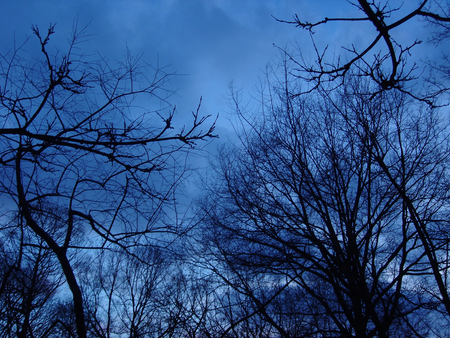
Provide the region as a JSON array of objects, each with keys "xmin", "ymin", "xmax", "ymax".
[{"xmin": 1, "ymin": 1, "xmax": 450, "ymax": 337}]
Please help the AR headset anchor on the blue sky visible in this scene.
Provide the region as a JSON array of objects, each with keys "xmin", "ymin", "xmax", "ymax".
[
  {"xmin": 0, "ymin": 0, "xmax": 433, "ymax": 142},
  {"xmin": 0, "ymin": 1, "xmax": 352, "ymax": 134},
  {"xmin": 0, "ymin": 0, "xmax": 440, "ymax": 222}
]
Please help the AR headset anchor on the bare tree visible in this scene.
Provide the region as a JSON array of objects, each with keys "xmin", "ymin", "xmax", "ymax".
[
  {"xmin": 80, "ymin": 247, "xmax": 168, "ymax": 337},
  {"xmin": 198, "ymin": 56, "xmax": 450, "ymax": 336},
  {"xmin": 276, "ymin": 0, "xmax": 450, "ymax": 105},
  {"xmin": 0, "ymin": 24, "xmax": 216, "ymax": 338},
  {"xmin": 277, "ymin": 0, "xmax": 450, "ymax": 321},
  {"xmin": 194, "ymin": 2, "xmax": 450, "ymax": 335},
  {"xmin": 0, "ymin": 208, "xmax": 70, "ymax": 338},
  {"xmin": 79, "ymin": 245, "xmax": 221, "ymax": 338}
]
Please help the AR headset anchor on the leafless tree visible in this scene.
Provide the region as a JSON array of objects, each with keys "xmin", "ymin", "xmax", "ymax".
[
  {"xmin": 277, "ymin": 0, "xmax": 450, "ymax": 322},
  {"xmin": 0, "ymin": 208, "xmax": 69, "ymax": 338},
  {"xmin": 80, "ymin": 247, "xmax": 168, "ymax": 337},
  {"xmin": 0, "ymin": 24, "xmax": 216, "ymax": 338},
  {"xmin": 198, "ymin": 56, "xmax": 450, "ymax": 336},
  {"xmin": 276, "ymin": 0, "xmax": 450, "ymax": 105},
  {"xmin": 78, "ymin": 245, "xmax": 220, "ymax": 338}
]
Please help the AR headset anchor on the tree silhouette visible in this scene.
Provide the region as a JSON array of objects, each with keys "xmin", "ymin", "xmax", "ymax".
[
  {"xmin": 276, "ymin": 0, "xmax": 450, "ymax": 105},
  {"xmin": 0, "ymin": 24, "xmax": 216, "ymax": 338},
  {"xmin": 199, "ymin": 59, "xmax": 450, "ymax": 336},
  {"xmin": 197, "ymin": 2, "xmax": 450, "ymax": 335}
]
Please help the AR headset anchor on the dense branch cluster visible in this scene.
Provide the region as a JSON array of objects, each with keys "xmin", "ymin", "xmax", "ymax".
[
  {"xmin": 1, "ymin": 1, "xmax": 450, "ymax": 337},
  {"xmin": 196, "ymin": 1, "xmax": 450, "ymax": 337},
  {"xmin": 0, "ymin": 24, "xmax": 215, "ymax": 337},
  {"xmin": 199, "ymin": 75, "xmax": 450, "ymax": 336}
]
